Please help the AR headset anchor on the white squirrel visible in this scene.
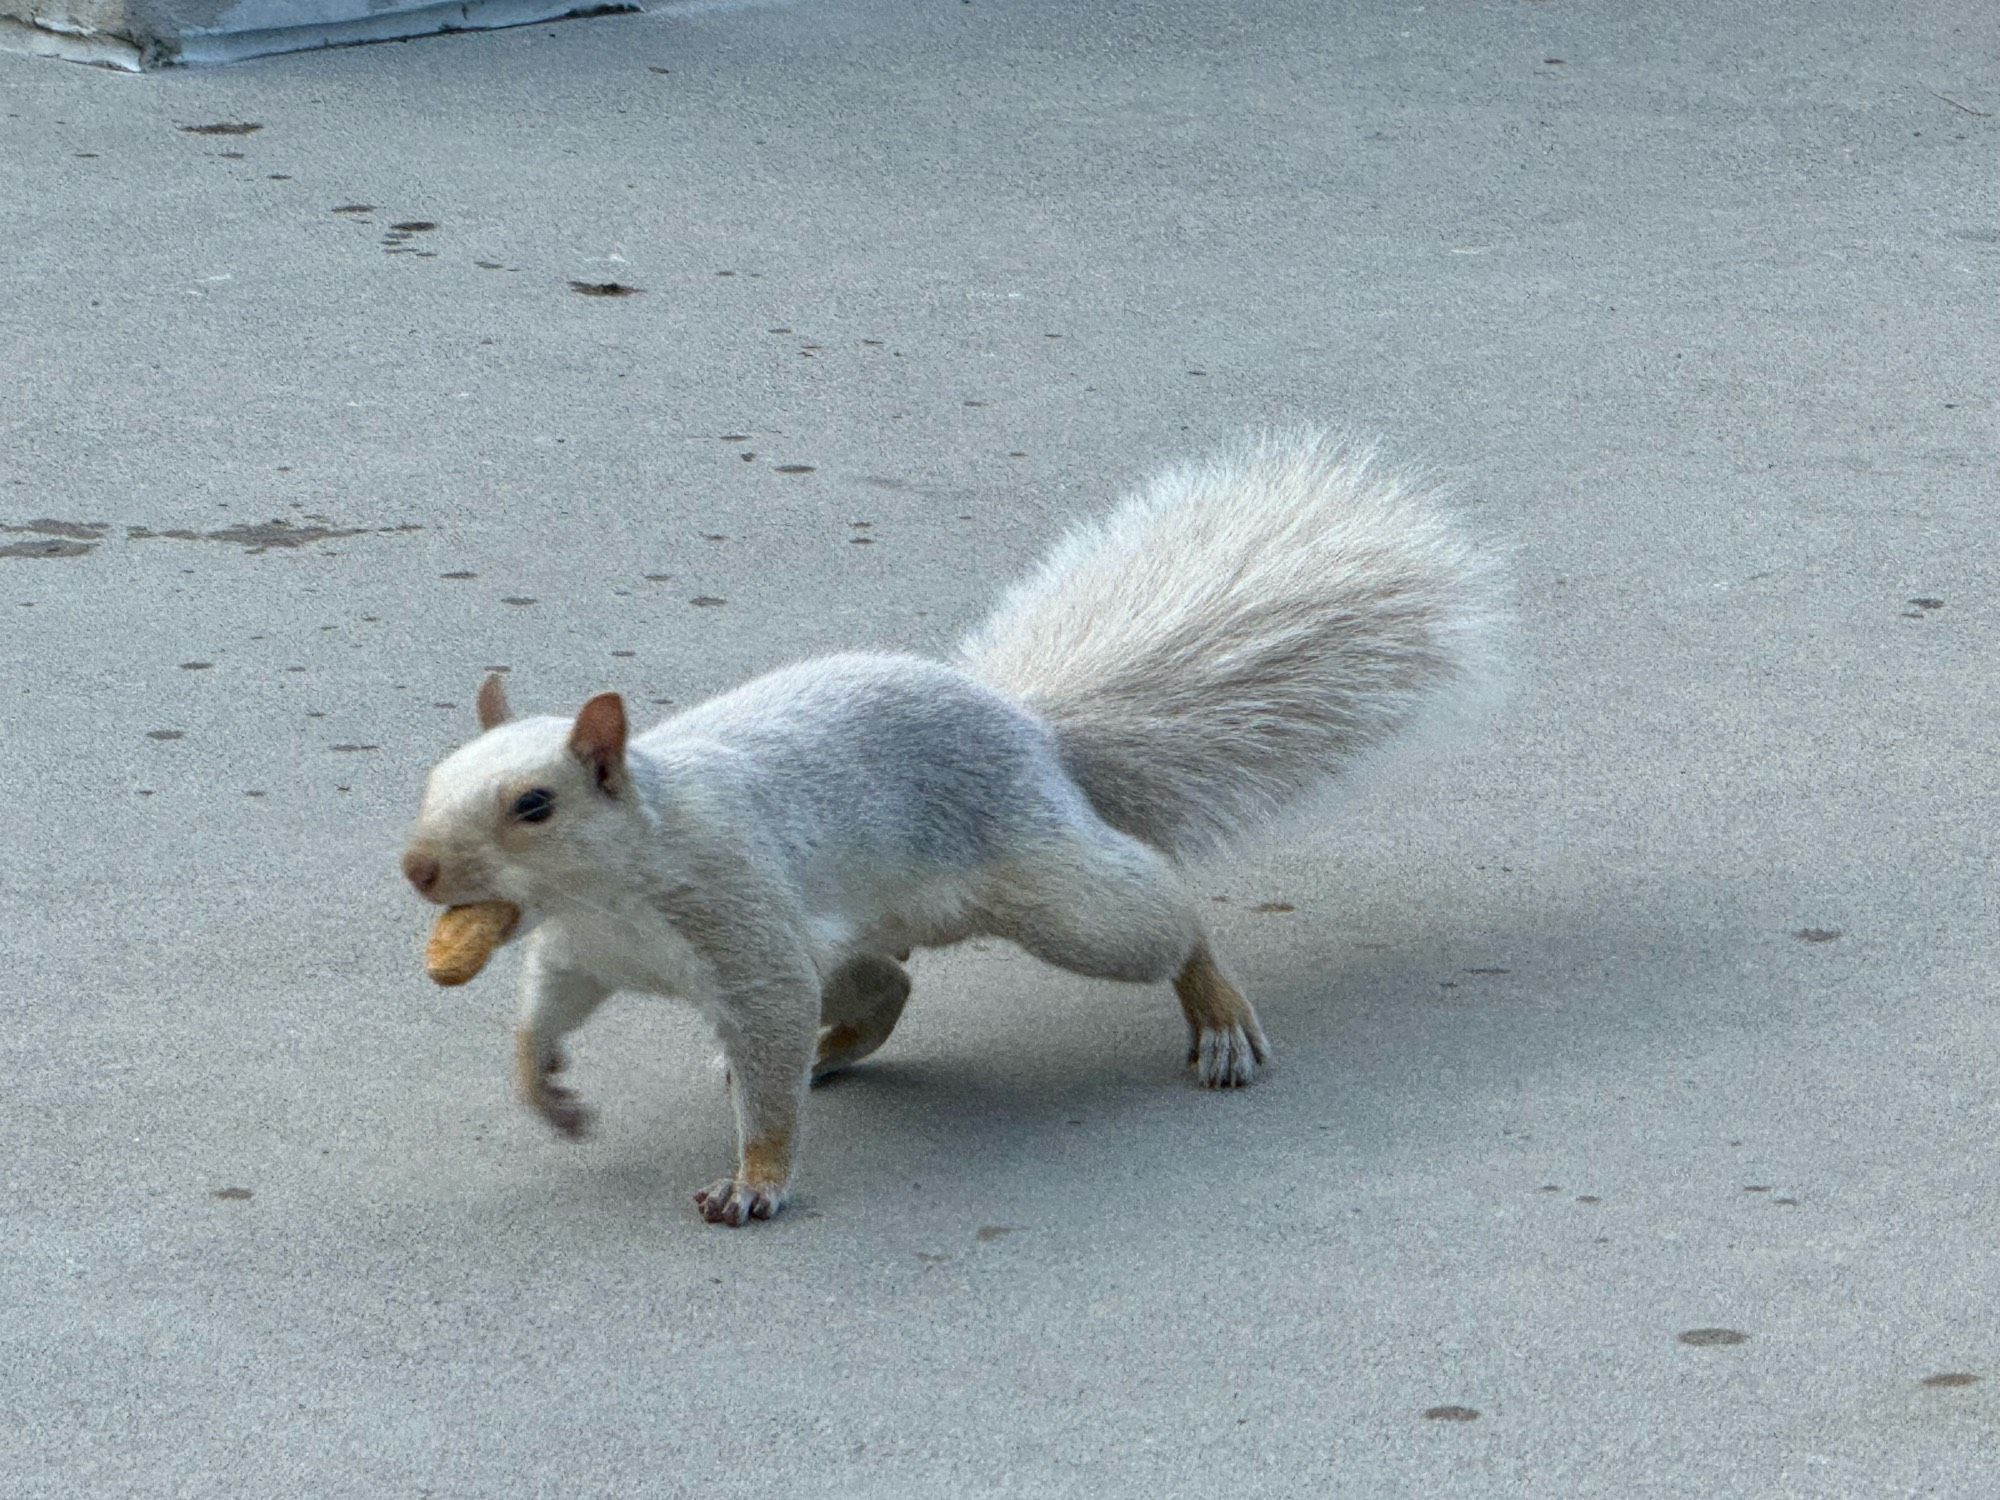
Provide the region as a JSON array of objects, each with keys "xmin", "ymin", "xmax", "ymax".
[{"xmin": 402, "ymin": 431, "xmax": 1505, "ymax": 1225}]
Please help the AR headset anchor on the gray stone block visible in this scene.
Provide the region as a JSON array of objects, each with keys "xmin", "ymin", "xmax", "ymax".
[{"xmin": 0, "ymin": 0, "xmax": 633, "ymax": 67}]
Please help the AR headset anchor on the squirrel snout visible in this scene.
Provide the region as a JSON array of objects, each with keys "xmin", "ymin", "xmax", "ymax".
[{"xmin": 402, "ymin": 850, "xmax": 443, "ymax": 898}]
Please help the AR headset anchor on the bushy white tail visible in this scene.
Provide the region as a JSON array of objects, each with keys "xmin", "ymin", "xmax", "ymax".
[{"xmin": 959, "ymin": 431, "xmax": 1506, "ymax": 860}]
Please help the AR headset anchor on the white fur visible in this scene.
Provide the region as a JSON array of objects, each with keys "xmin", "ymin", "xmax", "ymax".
[
  {"xmin": 405, "ymin": 430, "xmax": 1507, "ymax": 1221},
  {"xmin": 960, "ymin": 429, "xmax": 1507, "ymax": 857}
]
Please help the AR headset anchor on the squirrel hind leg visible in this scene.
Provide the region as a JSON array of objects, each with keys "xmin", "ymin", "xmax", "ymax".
[
  {"xmin": 981, "ymin": 828, "xmax": 1198, "ymax": 986},
  {"xmin": 812, "ymin": 954, "xmax": 913, "ymax": 1081},
  {"xmin": 978, "ymin": 830, "xmax": 1270, "ymax": 1086},
  {"xmin": 1173, "ymin": 944, "xmax": 1270, "ymax": 1089}
]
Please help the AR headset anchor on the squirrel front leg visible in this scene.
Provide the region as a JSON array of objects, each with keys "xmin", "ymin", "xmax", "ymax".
[
  {"xmin": 515, "ymin": 942, "xmax": 610, "ymax": 1139},
  {"xmin": 696, "ymin": 969, "xmax": 820, "ymax": 1226}
]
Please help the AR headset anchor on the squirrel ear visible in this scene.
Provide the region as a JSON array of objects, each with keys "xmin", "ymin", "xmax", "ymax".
[
  {"xmin": 475, "ymin": 673, "xmax": 512, "ymax": 731},
  {"xmin": 569, "ymin": 693, "xmax": 628, "ymax": 793}
]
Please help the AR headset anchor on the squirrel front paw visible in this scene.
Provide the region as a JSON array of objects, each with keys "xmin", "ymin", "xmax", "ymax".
[
  {"xmin": 530, "ymin": 1076, "xmax": 592, "ymax": 1139},
  {"xmin": 515, "ymin": 1032, "xmax": 592, "ymax": 1139},
  {"xmin": 694, "ymin": 1176, "xmax": 784, "ymax": 1226}
]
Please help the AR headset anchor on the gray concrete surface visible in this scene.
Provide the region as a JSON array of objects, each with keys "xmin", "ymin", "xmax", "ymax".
[{"xmin": 4, "ymin": 2, "xmax": 1997, "ymax": 1494}]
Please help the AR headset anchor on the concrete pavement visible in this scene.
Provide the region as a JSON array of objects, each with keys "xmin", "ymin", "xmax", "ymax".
[{"xmin": 4, "ymin": 1, "xmax": 1997, "ymax": 1494}]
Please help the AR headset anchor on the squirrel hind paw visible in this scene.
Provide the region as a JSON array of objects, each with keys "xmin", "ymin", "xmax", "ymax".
[
  {"xmin": 694, "ymin": 1178, "xmax": 783, "ymax": 1226},
  {"xmin": 1190, "ymin": 1022, "xmax": 1269, "ymax": 1089}
]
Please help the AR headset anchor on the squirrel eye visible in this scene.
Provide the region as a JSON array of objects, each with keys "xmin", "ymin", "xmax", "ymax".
[{"xmin": 512, "ymin": 788, "xmax": 555, "ymax": 823}]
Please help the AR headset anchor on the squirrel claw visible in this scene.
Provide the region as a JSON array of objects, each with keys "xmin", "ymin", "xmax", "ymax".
[
  {"xmin": 535, "ymin": 1082, "xmax": 592, "ymax": 1139},
  {"xmin": 694, "ymin": 1177, "xmax": 782, "ymax": 1226}
]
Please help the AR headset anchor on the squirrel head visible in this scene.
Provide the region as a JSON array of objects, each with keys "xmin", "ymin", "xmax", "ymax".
[{"xmin": 402, "ymin": 674, "xmax": 638, "ymax": 910}]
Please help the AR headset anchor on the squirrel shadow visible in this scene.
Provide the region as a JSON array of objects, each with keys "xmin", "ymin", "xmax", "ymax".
[{"xmin": 570, "ymin": 869, "xmax": 1775, "ymax": 1218}]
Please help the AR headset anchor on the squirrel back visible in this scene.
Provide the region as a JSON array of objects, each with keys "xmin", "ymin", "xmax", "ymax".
[{"xmin": 958, "ymin": 430, "xmax": 1505, "ymax": 860}]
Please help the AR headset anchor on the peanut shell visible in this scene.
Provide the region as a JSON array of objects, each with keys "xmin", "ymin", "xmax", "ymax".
[{"xmin": 425, "ymin": 901, "xmax": 521, "ymax": 986}]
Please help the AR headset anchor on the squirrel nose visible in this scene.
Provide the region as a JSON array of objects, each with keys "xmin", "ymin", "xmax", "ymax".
[{"xmin": 402, "ymin": 851, "xmax": 442, "ymax": 896}]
